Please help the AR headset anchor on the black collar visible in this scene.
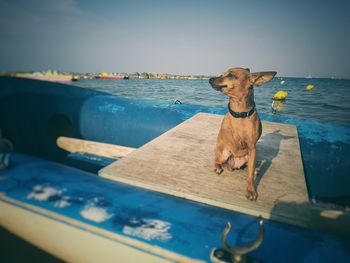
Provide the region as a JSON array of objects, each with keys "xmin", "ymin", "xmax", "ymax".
[{"xmin": 228, "ymin": 102, "xmax": 256, "ymax": 118}]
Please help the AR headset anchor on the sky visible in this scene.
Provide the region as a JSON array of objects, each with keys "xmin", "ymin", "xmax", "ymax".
[{"xmin": 0, "ymin": 0, "xmax": 349, "ymax": 78}]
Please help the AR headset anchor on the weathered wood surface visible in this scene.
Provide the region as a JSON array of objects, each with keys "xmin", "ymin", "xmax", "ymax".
[
  {"xmin": 57, "ymin": 136, "xmax": 135, "ymax": 158},
  {"xmin": 99, "ymin": 113, "xmax": 348, "ymax": 231}
]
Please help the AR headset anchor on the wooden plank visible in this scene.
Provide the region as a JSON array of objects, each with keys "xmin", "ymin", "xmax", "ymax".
[
  {"xmin": 99, "ymin": 113, "xmax": 347, "ymax": 232},
  {"xmin": 57, "ymin": 136, "xmax": 135, "ymax": 159}
]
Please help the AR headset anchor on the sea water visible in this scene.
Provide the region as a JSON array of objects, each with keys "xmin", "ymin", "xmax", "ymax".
[{"xmin": 75, "ymin": 77, "xmax": 350, "ymax": 127}]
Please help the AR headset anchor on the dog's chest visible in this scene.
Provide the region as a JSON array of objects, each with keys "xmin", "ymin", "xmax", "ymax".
[{"xmin": 221, "ymin": 115, "xmax": 261, "ymax": 148}]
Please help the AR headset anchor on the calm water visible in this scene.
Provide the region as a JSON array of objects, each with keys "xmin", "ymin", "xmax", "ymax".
[{"xmin": 74, "ymin": 77, "xmax": 350, "ymax": 126}]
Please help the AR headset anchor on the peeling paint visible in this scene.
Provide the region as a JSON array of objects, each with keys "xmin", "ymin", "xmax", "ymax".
[
  {"xmin": 123, "ymin": 218, "xmax": 172, "ymax": 241},
  {"xmin": 80, "ymin": 198, "xmax": 113, "ymax": 223}
]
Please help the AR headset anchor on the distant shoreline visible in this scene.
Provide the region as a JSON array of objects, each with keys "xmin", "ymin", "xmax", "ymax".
[
  {"xmin": 0, "ymin": 71, "xmax": 349, "ymax": 80},
  {"xmin": 0, "ymin": 71, "xmax": 212, "ymax": 80}
]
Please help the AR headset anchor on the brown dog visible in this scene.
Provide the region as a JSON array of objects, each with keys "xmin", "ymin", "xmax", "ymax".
[{"xmin": 209, "ymin": 68, "xmax": 276, "ymax": 200}]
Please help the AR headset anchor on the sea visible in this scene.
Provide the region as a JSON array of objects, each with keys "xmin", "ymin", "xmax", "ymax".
[{"xmin": 74, "ymin": 77, "xmax": 350, "ymax": 127}]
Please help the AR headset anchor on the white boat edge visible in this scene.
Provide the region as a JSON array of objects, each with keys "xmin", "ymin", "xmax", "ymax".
[{"xmin": 0, "ymin": 196, "xmax": 204, "ymax": 263}]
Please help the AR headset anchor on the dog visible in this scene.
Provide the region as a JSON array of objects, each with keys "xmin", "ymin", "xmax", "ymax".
[{"xmin": 209, "ymin": 68, "xmax": 276, "ymax": 200}]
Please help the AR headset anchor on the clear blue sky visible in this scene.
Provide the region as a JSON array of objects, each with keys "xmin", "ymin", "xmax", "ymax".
[{"xmin": 0, "ymin": 0, "xmax": 349, "ymax": 78}]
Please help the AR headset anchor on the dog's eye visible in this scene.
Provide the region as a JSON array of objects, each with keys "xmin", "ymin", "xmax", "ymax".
[{"xmin": 227, "ymin": 73, "xmax": 237, "ymax": 78}]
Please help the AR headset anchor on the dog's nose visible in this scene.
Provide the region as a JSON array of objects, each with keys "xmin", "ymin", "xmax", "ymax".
[{"xmin": 209, "ymin": 77, "xmax": 215, "ymax": 83}]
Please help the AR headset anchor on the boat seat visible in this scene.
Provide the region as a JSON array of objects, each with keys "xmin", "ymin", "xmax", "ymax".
[
  {"xmin": 57, "ymin": 136, "xmax": 135, "ymax": 173},
  {"xmin": 65, "ymin": 152, "xmax": 116, "ymax": 173},
  {"xmin": 57, "ymin": 136, "xmax": 135, "ymax": 158}
]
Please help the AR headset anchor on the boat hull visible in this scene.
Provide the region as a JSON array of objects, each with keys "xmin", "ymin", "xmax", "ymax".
[{"xmin": 0, "ymin": 76, "xmax": 349, "ymax": 262}]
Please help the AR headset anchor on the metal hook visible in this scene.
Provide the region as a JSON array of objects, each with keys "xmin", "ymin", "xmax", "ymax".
[
  {"xmin": 0, "ymin": 128, "xmax": 14, "ymax": 151},
  {"xmin": 220, "ymin": 219, "xmax": 264, "ymax": 263}
]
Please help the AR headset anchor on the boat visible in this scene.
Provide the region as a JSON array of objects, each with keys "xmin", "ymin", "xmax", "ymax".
[
  {"xmin": 15, "ymin": 70, "xmax": 74, "ymax": 83},
  {"xmin": 95, "ymin": 72, "xmax": 129, "ymax": 80},
  {"xmin": 0, "ymin": 76, "xmax": 349, "ymax": 263}
]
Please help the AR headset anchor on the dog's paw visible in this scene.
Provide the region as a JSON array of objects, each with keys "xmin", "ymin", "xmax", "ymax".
[
  {"xmin": 246, "ymin": 189, "xmax": 257, "ymax": 201},
  {"xmin": 214, "ymin": 166, "xmax": 224, "ymax": 175}
]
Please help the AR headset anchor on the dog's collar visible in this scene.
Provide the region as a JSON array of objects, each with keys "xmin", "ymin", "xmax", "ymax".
[{"xmin": 228, "ymin": 102, "xmax": 256, "ymax": 118}]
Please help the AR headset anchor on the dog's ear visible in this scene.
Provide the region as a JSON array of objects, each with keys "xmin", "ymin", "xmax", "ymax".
[{"xmin": 249, "ymin": 71, "xmax": 277, "ymax": 87}]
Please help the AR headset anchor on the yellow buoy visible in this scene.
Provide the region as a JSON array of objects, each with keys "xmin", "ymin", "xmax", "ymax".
[
  {"xmin": 272, "ymin": 91, "xmax": 288, "ymax": 101},
  {"xmin": 306, "ymin": 84, "xmax": 314, "ymax": 91}
]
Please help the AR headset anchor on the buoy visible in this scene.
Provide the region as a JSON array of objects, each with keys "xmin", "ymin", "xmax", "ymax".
[
  {"xmin": 272, "ymin": 91, "xmax": 288, "ymax": 101},
  {"xmin": 280, "ymin": 80, "xmax": 285, "ymax": 85},
  {"xmin": 306, "ymin": 84, "xmax": 314, "ymax": 91}
]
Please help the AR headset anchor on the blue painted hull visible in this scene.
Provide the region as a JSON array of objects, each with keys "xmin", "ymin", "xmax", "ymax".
[{"xmin": 0, "ymin": 77, "xmax": 349, "ymax": 262}]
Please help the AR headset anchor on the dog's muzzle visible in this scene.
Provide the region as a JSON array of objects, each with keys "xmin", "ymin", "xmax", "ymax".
[{"xmin": 209, "ymin": 77, "xmax": 227, "ymax": 91}]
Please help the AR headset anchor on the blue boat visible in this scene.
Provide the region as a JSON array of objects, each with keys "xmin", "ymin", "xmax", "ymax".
[{"xmin": 0, "ymin": 76, "xmax": 349, "ymax": 262}]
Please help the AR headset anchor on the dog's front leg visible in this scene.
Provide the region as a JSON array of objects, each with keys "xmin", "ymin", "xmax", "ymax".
[
  {"xmin": 246, "ymin": 147, "xmax": 257, "ymax": 200},
  {"xmin": 214, "ymin": 144, "xmax": 225, "ymax": 175},
  {"xmin": 214, "ymin": 143, "xmax": 231, "ymax": 175}
]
